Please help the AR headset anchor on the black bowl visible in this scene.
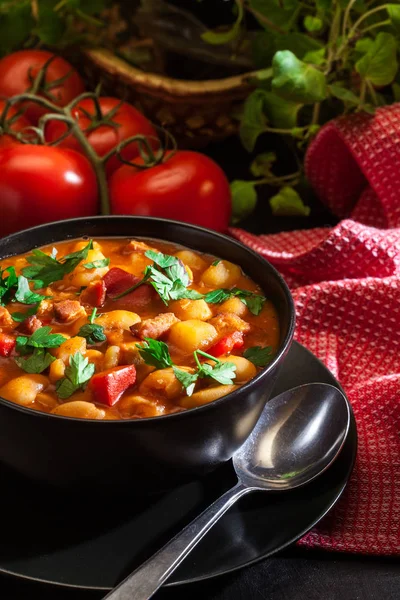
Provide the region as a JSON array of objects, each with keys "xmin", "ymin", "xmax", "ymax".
[{"xmin": 0, "ymin": 217, "xmax": 295, "ymax": 493}]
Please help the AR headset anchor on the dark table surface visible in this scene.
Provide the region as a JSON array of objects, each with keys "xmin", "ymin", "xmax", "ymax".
[{"xmin": 1, "ymin": 137, "xmax": 399, "ymax": 600}]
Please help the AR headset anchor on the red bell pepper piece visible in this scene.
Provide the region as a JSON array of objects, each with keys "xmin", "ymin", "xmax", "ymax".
[
  {"xmin": 0, "ymin": 333, "xmax": 16, "ymax": 357},
  {"xmin": 89, "ymin": 365, "xmax": 137, "ymax": 407},
  {"xmin": 80, "ymin": 280, "xmax": 106, "ymax": 307},
  {"xmin": 103, "ymin": 267, "xmax": 155, "ymax": 308},
  {"xmin": 207, "ymin": 331, "xmax": 244, "ymax": 358},
  {"xmin": 103, "ymin": 268, "xmax": 141, "ymax": 298}
]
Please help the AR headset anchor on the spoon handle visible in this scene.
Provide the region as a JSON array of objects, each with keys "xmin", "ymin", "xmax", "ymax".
[{"xmin": 103, "ymin": 481, "xmax": 253, "ymax": 600}]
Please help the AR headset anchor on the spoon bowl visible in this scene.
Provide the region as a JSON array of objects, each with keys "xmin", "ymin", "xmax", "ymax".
[
  {"xmin": 235, "ymin": 383, "xmax": 350, "ymax": 490},
  {"xmin": 104, "ymin": 382, "xmax": 351, "ymax": 600}
]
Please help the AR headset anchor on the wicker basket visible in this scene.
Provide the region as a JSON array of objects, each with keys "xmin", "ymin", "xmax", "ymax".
[{"xmin": 79, "ymin": 48, "xmax": 257, "ymax": 148}]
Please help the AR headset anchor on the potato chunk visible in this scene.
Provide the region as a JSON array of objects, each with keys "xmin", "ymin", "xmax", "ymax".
[
  {"xmin": 219, "ymin": 296, "xmax": 248, "ymax": 317},
  {"xmin": 169, "ymin": 299, "xmax": 212, "ymax": 321},
  {"xmin": 118, "ymin": 394, "xmax": 165, "ymax": 418},
  {"xmin": 52, "ymin": 401, "xmax": 105, "ymax": 419},
  {"xmin": 175, "ymin": 250, "xmax": 208, "ymax": 273},
  {"xmin": 0, "ymin": 374, "xmax": 48, "ymax": 406},
  {"xmin": 64, "ymin": 241, "xmax": 109, "ymax": 287},
  {"xmin": 168, "ymin": 320, "xmax": 217, "ymax": 354},
  {"xmin": 200, "ymin": 260, "xmax": 241, "ymax": 288},
  {"xmin": 139, "ymin": 367, "xmax": 194, "ymax": 400},
  {"xmin": 208, "ymin": 355, "xmax": 257, "ymax": 383},
  {"xmin": 180, "ymin": 384, "xmax": 238, "ymax": 408},
  {"xmin": 57, "ymin": 336, "xmax": 87, "ymax": 365},
  {"xmin": 96, "ymin": 310, "xmax": 140, "ymax": 332}
]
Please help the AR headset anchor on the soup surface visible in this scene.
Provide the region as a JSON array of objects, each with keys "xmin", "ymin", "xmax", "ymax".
[{"xmin": 0, "ymin": 237, "xmax": 279, "ymax": 419}]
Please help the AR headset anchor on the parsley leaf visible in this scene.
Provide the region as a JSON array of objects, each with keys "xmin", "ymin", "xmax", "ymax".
[
  {"xmin": 195, "ymin": 350, "xmax": 237, "ymax": 385},
  {"xmin": 204, "ymin": 287, "xmax": 266, "ymax": 316},
  {"xmin": 137, "ymin": 343, "xmax": 236, "ymax": 396},
  {"xmin": 212, "ymin": 260, "xmax": 221, "ymax": 266},
  {"xmin": 15, "ymin": 348, "xmax": 55, "ymax": 374},
  {"xmin": 11, "ymin": 304, "xmax": 40, "ymax": 323},
  {"xmin": 77, "ymin": 308, "xmax": 106, "ymax": 345},
  {"xmin": 14, "ymin": 276, "xmax": 49, "ymax": 304},
  {"xmin": 199, "ymin": 360, "xmax": 237, "ymax": 385},
  {"xmin": 173, "ymin": 367, "xmax": 198, "ymax": 396},
  {"xmin": 22, "ymin": 240, "xmax": 93, "ymax": 288},
  {"xmin": 145, "ymin": 250, "xmax": 178, "ymax": 270},
  {"xmin": 116, "ymin": 250, "xmax": 203, "ymax": 304},
  {"xmin": 137, "ymin": 338, "xmax": 173, "ymax": 369},
  {"xmin": 243, "ymin": 346, "xmax": 273, "ymax": 367},
  {"xmin": 56, "ymin": 352, "xmax": 95, "ymax": 400},
  {"xmin": 78, "ymin": 323, "xmax": 106, "ymax": 345},
  {"xmin": 83, "ymin": 258, "xmax": 110, "ymax": 269},
  {"xmin": 16, "ymin": 326, "xmax": 65, "ymax": 355},
  {"xmin": 0, "ymin": 267, "xmax": 18, "ymax": 305}
]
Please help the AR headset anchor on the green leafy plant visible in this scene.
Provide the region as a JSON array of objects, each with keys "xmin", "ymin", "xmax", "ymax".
[
  {"xmin": 0, "ymin": 0, "xmax": 109, "ymax": 56},
  {"xmin": 203, "ymin": 0, "xmax": 400, "ymax": 221}
]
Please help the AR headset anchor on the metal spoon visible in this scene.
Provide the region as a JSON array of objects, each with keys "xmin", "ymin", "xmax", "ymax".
[{"xmin": 104, "ymin": 383, "xmax": 350, "ymax": 600}]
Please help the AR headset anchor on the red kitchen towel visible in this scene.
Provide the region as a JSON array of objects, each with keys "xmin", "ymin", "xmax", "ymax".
[{"xmin": 231, "ymin": 104, "xmax": 400, "ymax": 555}]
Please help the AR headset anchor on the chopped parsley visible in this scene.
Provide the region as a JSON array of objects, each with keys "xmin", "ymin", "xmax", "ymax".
[
  {"xmin": 55, "ymin": 352, "xmax": 95, "ymax": 400},
  {"xmin": 15, "ymin": 348, "xmax": 55, "ymax": 374},
  {"xmin": 22, "ymin": 240, "xmax": 93, "ymax": 289},
  {"xmin": 78, "ymin": 309, "xmax": 106, "ymax": 345},
  {"xmin": 114, "ymin": 250, "xmax": 203, "ymax": 304},
  {"xmin": 243, "ymin": 346, "xmax": 273, "ymax": 367},
  {"xmin": 136, "ymin": 337, "xmax": 173, "ymax": 369},
  {"xmin": 83, "ymin": 258, "xmax": 110, "ymax": 269},
  {"xmin": 11, "ymin": 304, "xmax": 40, "ymax": 323},
  {"xmin": 136, "ymin": 338, "xmax": 236, "ymax": 396},
  {"xmin": 204, "ymin": 287, "xmax": 266, "ymax": 316},
  {"xmin": 16, "ymin": 326, "xmax": 65, "ymax": 356}
]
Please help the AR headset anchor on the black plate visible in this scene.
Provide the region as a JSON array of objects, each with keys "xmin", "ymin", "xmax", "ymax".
[{"xmin": 0, "ymin": 341, "xmax": 357, "ymax": 591}]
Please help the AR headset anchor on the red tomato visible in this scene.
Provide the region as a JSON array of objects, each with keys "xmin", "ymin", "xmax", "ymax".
[
  {"xmin": 0, "ymin": 100, "xmax": 31, "ymax": 149},
  {"xmin": 45, "ymin": 97, "xmax": 158, "ymax": 176},
  {"xmin": 0, "ymin": 50, "xmax": 85, "ymax": 124},
  {"xmin": 0, "ymin": 145, "xmax": 98, "ymax": 237},
  {"xmin": 109, "ymin": 151, "xmax": 232, "ymax": 232}
]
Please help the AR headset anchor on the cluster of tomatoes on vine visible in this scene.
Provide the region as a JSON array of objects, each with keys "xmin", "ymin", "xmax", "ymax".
[{"xmin": 0, "ymin": 49, "xmax": 232, "ymax": 238}]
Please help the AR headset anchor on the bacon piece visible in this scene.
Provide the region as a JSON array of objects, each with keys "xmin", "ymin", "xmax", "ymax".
[
  {"xmin": 208, "ymin": 312, "xmax": 251, "ymax": 336},
  {"xmin": 0, "ymin": 306, "xmax": 13, "ymax": 328},
  {"xmin": 103, "ymin": 267, "xmax": 140, "ymax": 298},
  {"xmin": 54, "ymin": 300, "xmax": 86, "ymax": 323},
  {"xmin": 103, "ymin": 267, "xmax": 155, "ymax": 309},
  {"xmin": 37, "ymin": 299, "xmax": 54, "ymax": 320},
  {"xmin": 131, "ymin": 312, "xmax": 180, "ymax": 340},
  {"xmin": 121, "ymin": 240, "xmax": 153, "ymax": 255},
  {"xmin": 17, "ymin": 315, "xmax": 43, "ymax": 334},
  {"xmin": 80, "ymin": 280, "xmax": 106, "ymax": 307}
]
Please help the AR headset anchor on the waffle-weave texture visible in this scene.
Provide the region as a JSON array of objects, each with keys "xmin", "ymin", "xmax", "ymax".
[{"xmin": 231, "ymin": 105, "xmax": 400, "ymax": 555}]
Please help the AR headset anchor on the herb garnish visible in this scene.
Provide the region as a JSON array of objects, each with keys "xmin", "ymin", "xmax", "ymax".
[
  {"xmin": 16, "ymin": 326, "xmax": 66, "ymax": 355},
  {"xmin": 173, "ymin": 350, "xmax": 236, "ymax": 396},
  {"xmin": 136, "ymin": 338, "xmax": 236, "ymax": 396},
  {"xmin": 204, "ymin": 288, "xmax": 266, "ymax": 316},
  {"xmin": 22, "ymin": 240, "xmax": 93, "ymax": 289},
  {"xmin": 15, "ymin": 348, "xmax": 55, "ymax": 374},
  {"xmin": 137, "ymin": 337, "xmax": 173, "ymax": 370},
  {"xmin": 0, "ymin": 267, "xmax": 18, "ymax": 305},
  {"xmin": 83, "ymin": 258, "xmax": 110, "ymax": 269},
  {"xmin": 55, "ymin": 352, "xmax": 95, "ymax": 400},
  {"xmin": 243, "ymin": 346, "xmax": 273, "ymax": 367},
  {"xmin": 11, "ymin": 304, "xmax": 40, "ymax": 323},
  {"xmin": 0, "ymin": 268, "xmax": 47, "ymax": 308},
  {"xmin": 114, "ymin": 250, "xmax": 203, "ymax": 304},
  {"xmin": 78, "ymin": 308, "xmax": 106, "ymax": 345},
  {"xmin": 14, "ymin": 276, "xmax": 50, "ymax": 304}
]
